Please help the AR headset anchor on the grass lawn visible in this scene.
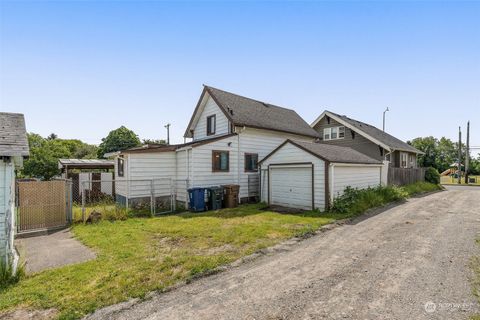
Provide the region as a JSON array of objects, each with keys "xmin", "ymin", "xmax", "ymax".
[
  {"xmin": 441, "ymin": 175, "xmax": 480, "ymax": 186},
  {"xmin": 0, "ymin": 204, "xmax": 336, "ymax": 319}
]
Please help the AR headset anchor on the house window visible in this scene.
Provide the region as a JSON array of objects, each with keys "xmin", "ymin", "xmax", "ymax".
[
  {"xmin": 244, "ymin": 153, "xmax": 258, "ymax": 172},
  {"xmin": 339, "ymin": 126, "xmax": 345, "ymax": 138},
  {"xmin": 117, "ymin": 157, "xmax": 124, "ymax": 177},
  {"xmin": 207, "ymin": 115, "xmax": 216, "ymax": 136},
  {"xmin": 323, "ymin": 126, "xmax": 345, "ymax": 141},
  {"xmin": 323, "ymin": 128, "xmax": 330, "ymax": 140},
  {"xmin": 400, "ymin": 152, "xmax": 408, "ymax": 168},
  {"xmin": 331, "ymin": 127, "xmax": 338, "ymax": 139},
  {"xmin": 212, "ymin": 150, "xmax": 229, "ymax": 172}
]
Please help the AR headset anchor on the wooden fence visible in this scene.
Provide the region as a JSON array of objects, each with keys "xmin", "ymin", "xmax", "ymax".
[
  {"xmin": 388, "ymin": 167, "xmax": 426, "ymax": 186},
  {"xmin": 17, "ymin": 180, "xmax": 72, "ymax": 232}
]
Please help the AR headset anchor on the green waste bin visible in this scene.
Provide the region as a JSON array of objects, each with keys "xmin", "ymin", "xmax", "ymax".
[{"xmin": 207, "ymin": 186, "xmax": 223, "ymax": 210}]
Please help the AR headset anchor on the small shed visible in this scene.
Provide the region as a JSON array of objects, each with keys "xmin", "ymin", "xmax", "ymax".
[
  {"xmin": 58, "ymin": 159, "xmax": 115, "ymax": 202},
  {"xmin": 259, "ymin": 140, "xmax": 383, "ymax": 211},
  {"xmin": 0, "ymin": 112, "xmax": 29, "ymax": 267}
]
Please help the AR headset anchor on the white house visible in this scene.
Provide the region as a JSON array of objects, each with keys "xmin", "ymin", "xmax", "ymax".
[
  {"xmin": 259, "ymin": 140, "xmax": 383, "ymax": 210},
  {"xmin": 0, "ymin": 113, "xmax": 29, "ymax": 268},
  {"xmin": 114, "ymin": 85, "xmax": 320, "ymax": 206}
]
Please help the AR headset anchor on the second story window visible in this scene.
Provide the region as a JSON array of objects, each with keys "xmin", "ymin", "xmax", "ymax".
[
  {"xmin": 323, "ymin": 126, "xmax": 345, "ymax": 141},
  {"xmin": 207, "ymin": 115, "xmax": 216, "ymax": 136}
]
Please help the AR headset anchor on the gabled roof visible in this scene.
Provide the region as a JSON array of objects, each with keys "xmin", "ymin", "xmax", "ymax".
[
  {"xmin": 260, "ymin": 140, "xmax": 383, "ymax": 165},
  {"xmin": 184, "ymin": 86, "xmax": 320, "ymax": 139},
  {"xmin": 311, "ymin": 110, "xmax": 423, "ymax": 154},
  {"xmin": 0, "ymin": 112, "xmax": 29, "ymax": 157}
]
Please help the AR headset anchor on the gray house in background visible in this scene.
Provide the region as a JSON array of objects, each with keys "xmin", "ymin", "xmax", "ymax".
[
  {"xmin": 311, "ymin": 111, "xmax": 423, "ymax": 168},
  {"xmin": 0, "ymin": 113, "xmax": 29, "ymax": 268}
]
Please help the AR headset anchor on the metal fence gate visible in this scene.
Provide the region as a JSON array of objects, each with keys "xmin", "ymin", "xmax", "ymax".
[{"xmin": 16, "ymin": 179, "xmax": 73, "ymax": 233}]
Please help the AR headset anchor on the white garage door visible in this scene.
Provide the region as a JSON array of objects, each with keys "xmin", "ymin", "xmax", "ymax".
[{"xmin": 270, "ymin": 165, "xmax": 313, "ymax": 210}]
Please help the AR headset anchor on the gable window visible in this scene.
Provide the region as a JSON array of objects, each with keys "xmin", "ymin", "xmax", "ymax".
[
  {"xmin": 207, "ymin": 115, "xmax": 216, "ymax": 136},
  {"xmin": 212, "ymin": 150, "xmax": 229, "ymax": 172},
  {"xmin": 323, "ymin": 126, "xmax": 345, "ymax": 141},
  {"xmin": 323, "ymin": 128, "xmax": 330, "ymax": 140},
  {"xmin": 117, "ymin": 157, "xmax": 124, "ymax": 177},
  {"xmin": 244, "ymin": 153, "xmax": 258, "ymax": 172}
]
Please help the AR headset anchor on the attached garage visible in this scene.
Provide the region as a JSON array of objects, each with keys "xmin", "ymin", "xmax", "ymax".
[{"xmin": 259, "ymin": 140, "xmax": 383, "ymax": 211}]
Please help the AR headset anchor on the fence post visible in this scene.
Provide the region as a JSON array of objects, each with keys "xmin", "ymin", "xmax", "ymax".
[
  {"xmin": 150, "ymin": 179, "xmax": 155, "ymax": 216},
  {"xmin": 81, "ymin": 181, "xmax": 86, "ymax": 222}
]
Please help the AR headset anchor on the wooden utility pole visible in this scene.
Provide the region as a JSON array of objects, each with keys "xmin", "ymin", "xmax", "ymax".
[
  {"xmin": 465, "ymin": 121, "xmax": 470, "ymax": 184},
  {"xmin": 458, "ymin": 126, "xmax": 462, "ymax": 184},
  {"xmin": 164, "ymin": 123, "xmax": 171, "ymax": 145}
]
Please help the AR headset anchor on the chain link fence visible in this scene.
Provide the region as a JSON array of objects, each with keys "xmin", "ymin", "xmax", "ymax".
[{"xmin": 75, "ymin": 178, "xmax": 189, "ymax": 222}]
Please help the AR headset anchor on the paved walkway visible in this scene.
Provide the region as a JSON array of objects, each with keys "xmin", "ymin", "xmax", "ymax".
[{"xmin": 16, "ymin": 229, "xmax": 96, "ymax": 273}]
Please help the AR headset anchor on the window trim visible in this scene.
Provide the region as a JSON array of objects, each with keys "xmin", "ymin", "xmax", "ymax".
[
  {"xmin": 212, "ymin": 150, "xmax": 229, "ymax": 172},
  {"xmin": 244, "ymin": 153, "xmax": 259, "ymax": 172},
  {"xmin": 323, "ymin": 126, "xmax": 345, "ymax": 141},
  {"xmin": 206, "ymin": 115, "xmax": 216, "ymax": 136},
  {"xmin": 400, "ymin": 152, "xmax": 408, "ymax": 168},
  {"xmin": 117, "ymin": 157, "xmax": 125, "ymax": 177}
]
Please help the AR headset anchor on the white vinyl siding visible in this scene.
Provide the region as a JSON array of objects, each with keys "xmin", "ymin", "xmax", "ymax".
[
  {"xmin": 193, "ymin": 96, "xmax": 230, "ymax": 141},
  {"xmin": 115, "ymin": 152, "xmax": 176, "ymax": 198},
  {"xmin": 190, "ymin": 136, "xmax": 238, "ymax": 188},
  {"xmin": 331, "ymin": 165, "xmax": 381, "ymax": 198},
  {"xmin": 238, "ymin": 127, "xmax": 315, "ymax": 200},
  {"xmin": 0, "ymin": 160, "xmax": 15, "ymax": 263},
  {"xmin": 259, "ymin": 143, "xmax": 326, "ymax": 210}
]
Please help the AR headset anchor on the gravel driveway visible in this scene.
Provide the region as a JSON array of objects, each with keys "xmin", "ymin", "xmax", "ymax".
[{"xmin": 87, "ymin": 187, "xmax": 480, "ymax": 320}]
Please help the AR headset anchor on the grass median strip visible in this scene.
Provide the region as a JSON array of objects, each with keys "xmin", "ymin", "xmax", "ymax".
[{"xmin": 0, "ymin": 182, "xmax": 441, "ymax": 319}]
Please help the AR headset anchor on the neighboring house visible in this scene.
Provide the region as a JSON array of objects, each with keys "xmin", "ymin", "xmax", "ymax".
[
  {"xmin": 115, "ymin": 85, "xmax": 320, "ymax": 205},
  {"xmin": 311, "ymin": 111, "xmax": 423, "ymax": 168},
  {"xmin": 0, "ymin": 112, "xmax": 29, "ymax": 267},
  {"xmin": 259, "ymin": 140, "xmax": 382, "ymax": 210}
]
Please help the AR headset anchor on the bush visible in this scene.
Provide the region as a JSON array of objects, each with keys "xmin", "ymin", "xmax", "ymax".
[
  {"xmin": 330, "ymin": 182, "xmax": 441, "ymax": 217},
  {"xmin": 0, "ymin": 260, "xmax": 25, "ymax": 290},
  {"xmin": 425, "ymin": 167, "xmax": 440, "ymax": 184}
]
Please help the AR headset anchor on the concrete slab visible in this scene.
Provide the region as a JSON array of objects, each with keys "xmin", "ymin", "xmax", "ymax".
[{"xmin": 15, "ymin": 228, "xmax": 96, "ymax": 274}]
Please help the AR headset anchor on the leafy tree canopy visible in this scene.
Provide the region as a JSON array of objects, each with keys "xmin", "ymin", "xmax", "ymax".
[
  {"xmin": 97, "ymin": 126, "xmax": 141, "ymax": 158},
  {"xmin": 21, "ymin": 133, "xmax": 99, "ymax": 180}
]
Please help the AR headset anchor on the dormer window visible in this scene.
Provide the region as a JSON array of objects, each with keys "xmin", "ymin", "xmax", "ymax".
[
  {"xmin": 323, "ymin": 126, "xmax": 345, "ymax": 141},
  {"xmin": 207, "ymin": 115, "xmax": 216, "ymax": 136}
]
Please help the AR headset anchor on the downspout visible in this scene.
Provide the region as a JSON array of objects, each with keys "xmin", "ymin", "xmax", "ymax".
[
  {"xmin": 236, "ymin": 126, "xmax": 246, "ymax": 201},
  {"xmin": 329, "ymin": 163, "xmax": 335, "ymax": 205}
]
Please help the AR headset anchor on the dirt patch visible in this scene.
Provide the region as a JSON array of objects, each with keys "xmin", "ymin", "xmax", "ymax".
[{"xmin": 0, "ymin": 308, "xmax": 58, "ymax": 320}]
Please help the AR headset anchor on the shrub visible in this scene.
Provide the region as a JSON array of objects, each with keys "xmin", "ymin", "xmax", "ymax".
[
  {"xmin": 0, "ymin": 260, "xmax": 25, "ymax": 290},
  {"xmin": 425, "ymin": 167, "xmax": 440, "ymax": 184},
  {"xmin": 330, "ymin": 182, "xmax": 440, "ymax": 217}
]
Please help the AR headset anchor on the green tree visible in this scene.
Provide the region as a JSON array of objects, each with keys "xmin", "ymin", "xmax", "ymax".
[
  {"xmin": 409, "ymin": 136, "xmax": 438, "ymax": 168},
  {"xmin": 436, "ymin": 137, "xmax": 457, "ymax": 173},
  {"xmin": 97, "ymin": 126, "xmax": 141, "ymax": 158},
  {"xmin": 21, "ymin": 134, "xmax": 100, "ymax": 180},
  {"xmin": 22, "ymin": 135, "xmax": 71, "ymax": 180},
  {"xmin": 142, "ymin": 138, "xmax": 167, "ymax": 145}
]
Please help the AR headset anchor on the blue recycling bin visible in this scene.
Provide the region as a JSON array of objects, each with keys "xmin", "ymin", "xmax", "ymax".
[{"xmin": 188, "ymin": 187, "xmax": 207, "ymax": 212}]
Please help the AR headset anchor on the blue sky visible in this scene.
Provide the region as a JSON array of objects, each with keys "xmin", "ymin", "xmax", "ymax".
[{"xmin": 1, "ymin": 1, "xmax": 479, "ymax": 154}]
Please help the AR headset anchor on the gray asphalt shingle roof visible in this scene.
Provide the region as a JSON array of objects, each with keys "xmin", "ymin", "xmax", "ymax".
[
  {"xmin": 0, "ymin": 112, "xmax": 29, "ymax": 157},
  {"xmin": 204, "ymin": 86, "xmax": 320, "ymax": 138},
  {"xmin": 288, "ymin": 140, "xmax": 382, "ymax": 164},
  {"xmin": 326, "ymin": 111, "xmax": 422, "ymax": 154}
]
